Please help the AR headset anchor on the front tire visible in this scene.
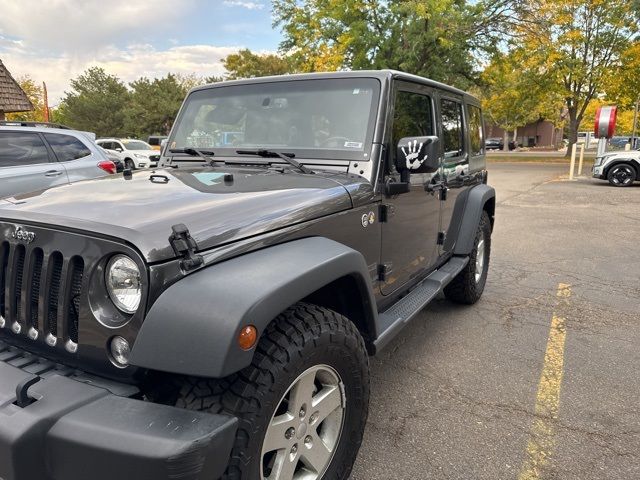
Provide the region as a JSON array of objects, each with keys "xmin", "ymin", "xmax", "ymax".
[
  {"xmin": 607, "ymin": 164, "xmax": 636, "ymax": 187},
  {"xmin": 444, "ymin": 210, "xmax": 491, "ymax": 304},
  {"xmin": 177, "ymin": 303, "xmax": 370, "ymax": 480},
  {"xmin": 125, "ymin": 158, "xmax": 135, "ymax": 170}
]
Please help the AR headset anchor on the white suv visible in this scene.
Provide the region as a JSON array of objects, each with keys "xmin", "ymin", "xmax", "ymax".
[
  {"xmin": 592, "ymin": 149, "xmax": 640, "ymax": 187},
  {"xmin": 96, "ymin": 138, "xmax": 160, "ymax": 170}
]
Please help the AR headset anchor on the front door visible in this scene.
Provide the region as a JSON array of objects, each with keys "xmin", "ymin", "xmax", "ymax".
[{"xmin": 380, "ymin": 83, "xmax": 442, "ymax": 295}]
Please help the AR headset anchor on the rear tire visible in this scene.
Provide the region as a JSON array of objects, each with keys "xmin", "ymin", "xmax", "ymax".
[
  {"xmin": 607, "ymin": 164, "xmax": 636, "ymax": 187},
  {"xmin": 444, "ymin": 211, "xmax": 491, "ymax": 305},
  {"xmin": 176, "ymin": 303, "xmax": 370, "ymax": 480}
]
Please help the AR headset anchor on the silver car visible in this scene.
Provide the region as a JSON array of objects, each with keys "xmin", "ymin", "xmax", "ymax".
[{"xmin": 0, "ymin": 125, "xmax": 115, "ymax": 198}]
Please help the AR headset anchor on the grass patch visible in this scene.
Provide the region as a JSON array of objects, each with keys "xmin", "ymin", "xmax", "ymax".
[{"xmin": 487, "ymin": 155, "xmax": 593, "ymax": 164}]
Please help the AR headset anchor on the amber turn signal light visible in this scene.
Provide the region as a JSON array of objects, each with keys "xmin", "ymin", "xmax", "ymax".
[{"xmin": 238, "ymin": 325, "xmax": 258, "ymax": 350}]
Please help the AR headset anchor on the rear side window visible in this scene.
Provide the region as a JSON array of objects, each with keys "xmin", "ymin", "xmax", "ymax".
[
  {"xmin": 468, "ymin": 105, "xmax": 484, "ymax": 156},
  {"xmin": 44, "ymin": 133, "xmax": 91, "ymax": 161},
  {"xmin": 0, "ymin": 131, "xmax": 50, "ymax": 167},
  {"xmin": 441, "ymin": 99, "xmax": 464, "ymax": 158}
]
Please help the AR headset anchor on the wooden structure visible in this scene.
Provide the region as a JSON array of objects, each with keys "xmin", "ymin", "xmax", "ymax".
[{"xmin": 0, "ymin": 59, "xmax": 33, "ymax": 120}]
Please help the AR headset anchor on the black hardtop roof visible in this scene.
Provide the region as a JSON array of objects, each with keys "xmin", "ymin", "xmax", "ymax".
[{"xmin": 190, "ymin": 70, "xmax": 479, "ymax": 105}]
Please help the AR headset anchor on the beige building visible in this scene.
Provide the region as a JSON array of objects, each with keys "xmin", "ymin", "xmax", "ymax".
[
  {"xmin": 486, "ymin": 119, "xmax": 563, "ymax": 149},
  {"xmin": 0, "ymin": 59, "xmax": 33, "ymax": 120}
]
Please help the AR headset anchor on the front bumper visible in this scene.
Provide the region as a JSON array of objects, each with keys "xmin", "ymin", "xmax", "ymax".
[
  {"xmin": 0, "ymin": 343, "xmax": 237, "ymax": 480},
  {"xmin": 592, "ymin": 165, "xmax": 605, "ymax": 179}
]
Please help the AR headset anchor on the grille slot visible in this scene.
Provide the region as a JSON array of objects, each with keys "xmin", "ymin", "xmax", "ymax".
[
  {"xmin": 0, "ymin": 241, "xmax": 8, "ymax": 318},
  {"xmin": 46, "ymin": 252, "xmax": 63, "ymax": 337},
  {"xmin": 66, "ymin": 256, "xmax": 84, "ymax": 344},
  {"xmin": 28, "ymin": 248, "xmax": 44, "ymax": 329},
  {"xmin": 13, "ymin": 245, "xmax": 25, "ymax": 323}
]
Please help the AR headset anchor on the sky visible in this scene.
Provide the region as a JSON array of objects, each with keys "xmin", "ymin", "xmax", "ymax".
[{"xmin": 0, "ymin": 0, "xmax": 283, "ymax": 105}]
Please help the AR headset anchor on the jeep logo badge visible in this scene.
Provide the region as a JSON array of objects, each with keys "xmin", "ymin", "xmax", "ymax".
[{"xmin": 12, "ymin": 226, "xmax": 36, "ymax": 244}]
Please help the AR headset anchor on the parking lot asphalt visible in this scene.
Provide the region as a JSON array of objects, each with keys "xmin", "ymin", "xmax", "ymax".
[{"xmin": 351, "ymin": 162, "xmax": 640, "ymax": 480}]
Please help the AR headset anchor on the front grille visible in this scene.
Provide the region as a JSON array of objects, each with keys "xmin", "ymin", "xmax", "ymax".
[
  {"xmin": 149, "ymin": 154, "xmax": 160, "ymax": 162},
  {"xmin": 0, "ymin": 241, "xmax": 85, "ymax": 352}
]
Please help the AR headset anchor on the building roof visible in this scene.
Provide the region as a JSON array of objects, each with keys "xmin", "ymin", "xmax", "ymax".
[{"xmin": 0, "ymin": 59, "xmax": 33, "ymax": 113}]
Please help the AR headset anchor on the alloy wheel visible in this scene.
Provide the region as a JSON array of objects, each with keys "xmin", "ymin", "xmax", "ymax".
[{"xmin": 261, "ymin": 365, "xmax": 345, "ymax": 480}]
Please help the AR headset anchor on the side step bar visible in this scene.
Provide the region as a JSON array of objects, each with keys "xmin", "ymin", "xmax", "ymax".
[{"xmin": 373, "ymin": 256, "xmax": 469, "ymax": 352}]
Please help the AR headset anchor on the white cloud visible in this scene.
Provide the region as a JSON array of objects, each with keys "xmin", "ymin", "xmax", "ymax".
[
  {"xmin": 223, "ymin": 1, "xmax": 264, "ymax": 10},
  {"xmin": 0, "ymin": 0, "xmax": 269, "ymax": 104},
  {"xmin": 1, "ymin": 43, "xmax": 241, "ymax": 104},
  {"xmin": 0, "ymin": 0, "xmax": 196, "ymax": 53}
]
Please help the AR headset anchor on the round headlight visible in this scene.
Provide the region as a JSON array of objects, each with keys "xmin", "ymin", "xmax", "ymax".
[{"xmin": 106, "ymin": 255, "xmax": 141, "ymax": 314}]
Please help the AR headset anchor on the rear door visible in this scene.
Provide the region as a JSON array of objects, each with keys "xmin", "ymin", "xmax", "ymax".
[
  {"xmin": 436, "ymin": 95, "xmax": 471, "ymax": 254},
  {"xmin": 43, "ymin": 133, "xmax": 99, "ymax": 183},
  {"xmin": 0, "ymin": 130, "xmax": 67, "ymax": 198}
]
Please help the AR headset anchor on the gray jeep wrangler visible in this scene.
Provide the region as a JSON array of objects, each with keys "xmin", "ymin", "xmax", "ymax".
[{"xmin": 0, "ymin": 70, "xmax": 494, "ymax": 480}]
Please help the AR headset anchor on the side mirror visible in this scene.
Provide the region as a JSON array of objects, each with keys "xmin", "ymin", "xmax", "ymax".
[
  {"xmin": 396, "ymin": 136, "xmax": 439, "ymax": 173},
  {"xmin": 115, "ymin": 147, "xmax": 123, "ymax": 152}
]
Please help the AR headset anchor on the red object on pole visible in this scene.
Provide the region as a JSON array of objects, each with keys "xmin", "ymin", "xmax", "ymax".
[
  {"xmin": 42, "ymin": 81, "xmax": 50, "ymax": 122},
  {"xmin": 594, "ymin": 105, "xmax": 617, "ymax": 139}
]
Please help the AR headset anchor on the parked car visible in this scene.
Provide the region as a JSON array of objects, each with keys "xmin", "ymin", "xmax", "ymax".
[
  {"xmin": 0, "ymin": 124, "xmax": 116, "ymax": 199},
  {"xmin": 147, "ymin": 135, "xmax": 167, "ymax": 151},
  {"xmin": 592, "ymin": 148, "xmax": 640, "ymax": 186},
  {"xmin": 97, "ymin": 146, "xmax": 124, "ymax": 173},
  {"xmin": 608, "ymin": 136, "xmax": 634, "ymax": 149},
  {"xmin": 486, "ymin": 137, "xmax": 502, "ymax": 150},
  {"xmin": 485, "ymin": 137, "xmax": 517, "ymax": 151},
  {"xmin": 0, "ymin": 70, "xmax": 495, "ymax": 479},
  {"xmin": 95, "ymin": 138, "xmax": 160, "ymax": 169}
]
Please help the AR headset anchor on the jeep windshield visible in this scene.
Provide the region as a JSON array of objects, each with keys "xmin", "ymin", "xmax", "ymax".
[{"xmin": 168, "ymin": 77, "xmax": 380, "ymax": 162}]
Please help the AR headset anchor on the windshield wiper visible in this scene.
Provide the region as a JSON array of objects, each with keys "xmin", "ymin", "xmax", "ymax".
[
  {"xmin": 235, "ymin": 149, "xmax": 314, "ymax": 174},
  {"xmin": 169, "ymin": 148, "xmax": 215, "ymax": 166}
]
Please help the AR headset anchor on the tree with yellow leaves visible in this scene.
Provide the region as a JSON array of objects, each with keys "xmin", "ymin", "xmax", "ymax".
[
  {"xmin": 6, "ymin": 75, "xmax": 45, "ymax": 122},
  {"xmin": 515, "ymin": 0, "xmax": 638, "ymax": 154}
]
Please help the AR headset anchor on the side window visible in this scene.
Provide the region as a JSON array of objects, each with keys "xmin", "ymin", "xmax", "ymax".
[
  {"xmin": 0, "ymin": 131, "xmax": 50, "ymax": 167},
  {"xmin": 44, "ymin": 134, "xmax": 91, "ymax": 161},
  {"xmin": 441, "ymin": 99, "xmax": 464, "ymax": 159},
  {"xmin": 392, "ymin": 90, "xmax": 434, "ymax": 168},
  {"xmin": 468, "ymin": 105, "xmax": 484, "ymax": 156}
]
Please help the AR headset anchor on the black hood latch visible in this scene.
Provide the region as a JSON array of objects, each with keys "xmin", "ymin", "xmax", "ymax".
[{"xmin": 169, "ymin": 224, "xmax": 204, "ymax": 271}]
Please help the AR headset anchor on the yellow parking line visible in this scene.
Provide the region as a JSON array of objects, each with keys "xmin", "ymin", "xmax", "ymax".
[{"xmin": 518, "ymin": 283, "xmax": 571, "ymax": 480}]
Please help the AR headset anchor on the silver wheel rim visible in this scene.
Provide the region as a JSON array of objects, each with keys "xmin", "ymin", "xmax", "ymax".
[
  {"xmin": 475, "ymin": 237, "xmax": 485, "ymax": 283},
  {"xmin": 261, "ymin": 364, "xmax": 345, "ymax": 480}
]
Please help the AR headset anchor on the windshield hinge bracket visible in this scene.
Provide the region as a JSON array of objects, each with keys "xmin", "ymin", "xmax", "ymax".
[{"xmin": 169, "ymin": 224, "xmax": 204, "ymax": 271}]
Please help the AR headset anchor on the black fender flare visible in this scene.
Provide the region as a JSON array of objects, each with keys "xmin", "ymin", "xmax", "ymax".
[
  {"xmin": 129, "ymin": 237, "xmax": 378, "ymax": 378},
  {"xmin": 452, "ymin": 184, "xmax": 496, "ymax": 255}
]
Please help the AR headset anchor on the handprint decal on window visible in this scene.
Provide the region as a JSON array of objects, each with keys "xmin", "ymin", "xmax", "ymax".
[{"xmin": 401, "ymin": 139, "xmax": 428, "ymax": 170}]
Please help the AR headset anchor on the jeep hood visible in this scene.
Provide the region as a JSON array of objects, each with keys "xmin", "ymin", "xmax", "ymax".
[{"xmin": 0, "ymin": 166, "xmax": 359, "ymax": 263}]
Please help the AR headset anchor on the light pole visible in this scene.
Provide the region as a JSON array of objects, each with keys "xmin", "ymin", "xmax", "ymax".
[{"xmin": 631, "ymin": 96, "xmax": 639, "ymax": 149}]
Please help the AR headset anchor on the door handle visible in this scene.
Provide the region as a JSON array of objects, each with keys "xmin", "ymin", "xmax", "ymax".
[{"xmin": 44, "ymin": 170, "xmax": 63, "ymax": 177}]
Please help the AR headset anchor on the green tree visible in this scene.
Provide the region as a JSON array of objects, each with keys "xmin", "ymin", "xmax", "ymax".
[
  {"xmin": 222, "ymin": 49, "xmax": 295, "ymax": 79},
  {"xmin": 515, "ymin": 0, "xmax": 639, "ymax": 154},
  {"xmin": 6, "ymin": 76, "xmax": 45, "ymax": 122},
  {"xmin": 125, "ymin": 74, "xmax": 187, "ymax": 137},
  {"xmin": 272, "ymin": 0, "xmax": 516, "ymax": 89},
  {"xmin": 56, "ymin": 67, "xmax": 130, "ymax": 137}
]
